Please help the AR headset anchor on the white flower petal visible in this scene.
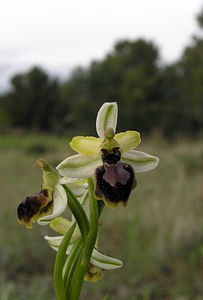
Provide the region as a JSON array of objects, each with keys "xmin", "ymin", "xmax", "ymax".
[
  {"xmin": 91, "ymin": 248, "xmax": 123, "ymax": 270},
  {"xmin": 96, "ymin": 102, "xmax": 118, "ymax": 139},
  {"xmin": 37, "ymin": 185, "xmax": 67, "ymax": 225},
  {"xmin": 122, "ymin": 150, "xmax": 159, "ymax": 172},
  {"xmin": 57, "ymin": 154, "xmax": 101, "ymax": 178}
]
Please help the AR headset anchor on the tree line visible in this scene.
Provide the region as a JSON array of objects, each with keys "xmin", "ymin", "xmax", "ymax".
[{"xmin": 0, "ymin": 9, "xmax": 203, "ymax": 138}]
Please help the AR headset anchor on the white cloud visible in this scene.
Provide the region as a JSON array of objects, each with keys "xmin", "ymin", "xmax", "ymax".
[{"xmin": 0, "ymin": 0, "xmax": 202, "ymax": 90}]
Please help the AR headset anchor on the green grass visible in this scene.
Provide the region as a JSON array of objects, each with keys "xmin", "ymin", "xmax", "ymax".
[{"xmin": 1, "ymin": 134, "xmax": 203, "ymax": 299}]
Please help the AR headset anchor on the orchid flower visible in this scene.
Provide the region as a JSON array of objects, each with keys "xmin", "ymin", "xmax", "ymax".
[
  {"xmin": 17, "ymin": 159, "xmax": 68, "ymax": 228},
  {"xmin": 57, "ymin": 102, "xmax": 159, "ymax": 207}
]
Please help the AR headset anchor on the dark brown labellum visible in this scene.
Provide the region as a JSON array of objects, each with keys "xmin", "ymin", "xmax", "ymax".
[
  {"xmin": 95, "ymin": 161, "xmax": 136, "ymax": 207},
  {"xmin": 95, "ymin": 146, "xmax": 136, "ymax": 206},
  {"xmin": 17, "ymin": 188, "xmax": 53, "ymax": 228}
]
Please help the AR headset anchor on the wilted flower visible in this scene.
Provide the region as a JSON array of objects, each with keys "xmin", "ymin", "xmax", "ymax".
[
  {"xmin": 17, "ymin": 159, "xmax": 67, "ymax": 228},
  {"xmin": 57, "ymin": 102, "xmax": 159, "ymax": 207}
]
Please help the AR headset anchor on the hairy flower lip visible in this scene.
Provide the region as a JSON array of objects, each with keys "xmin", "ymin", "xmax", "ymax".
[
  {"xmin": 17, "ymin": 188, "xmax": 53, "ymax": 229},
  {"xmin": 95, "ymin": 161, "xmax": 136, "ymax": 207},
  {"xmin": 103, "ymin": 161, "xmax": 131, "ymax": 186}
]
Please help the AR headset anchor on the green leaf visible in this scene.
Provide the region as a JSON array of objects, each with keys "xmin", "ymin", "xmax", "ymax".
[
  {"xmin": 54, "ymin": 222, "xmax": 76, "ymax": 300},
  {"xmin": 122, "ymin": 150, "xmax": 159, "ymax": 172},
  {"xmin": 96, "ymin": 102, "xmax": 118, "ymax": 139},
  {"xmin": 63, "ymin": 185, "xmax": 89, "ymax": 241}
]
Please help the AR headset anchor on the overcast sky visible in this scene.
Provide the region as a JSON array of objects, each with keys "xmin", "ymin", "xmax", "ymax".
[{"xmin": 0, "ymin": 0, "xmax": 202, "ymax": 91}]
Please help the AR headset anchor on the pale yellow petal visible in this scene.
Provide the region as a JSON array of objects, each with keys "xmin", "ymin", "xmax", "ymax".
[
  {"xmin": 115, "ymin": 131, "xmax": 141, "ymax": 152},
  {"xmin": 70, "ymin": 136, "xmax": 101, "ymax": 156}
]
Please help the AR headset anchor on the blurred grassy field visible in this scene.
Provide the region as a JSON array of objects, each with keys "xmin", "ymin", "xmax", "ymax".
[{"xmin": 1, "ymin": 134, "xmax": 203, "ymax": 300}]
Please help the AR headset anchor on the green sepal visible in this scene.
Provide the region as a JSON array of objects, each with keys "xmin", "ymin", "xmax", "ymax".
[
  {"xmin": 96, "ymin": 102, "xmax": 118, "ymax": 139},
  {"xmin": 34, "ymin": 159, "xmax": 59, "ymax": 187},
  {"xmin": 57, "ymin": 154, "xmax": 101, "ymax": 178},
  {"xmin": 122, "ymin": 150, "xmax": 159, "ymax": 172},
  {"xmin": 91, "ymin": 248, "xmax": 123, "ymax": 270}
]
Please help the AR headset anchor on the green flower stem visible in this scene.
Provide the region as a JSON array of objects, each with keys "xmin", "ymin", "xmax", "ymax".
[
  {"xmin": 68, "ymin": 177, "xmax": 99, "ymax": 300},
  {"xmin": 54, "ymin": 222, "xmax": 76, "ymax": 300},
  {"xmin": 63, "ymin": 185, "xmax": 89, "ymax": 240}
]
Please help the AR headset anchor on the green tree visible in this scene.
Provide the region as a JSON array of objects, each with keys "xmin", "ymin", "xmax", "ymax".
[
  {"xmin": 175, "ymin": 7, "xmax": 203, "ymax": 135},
  {"xmin": 61, "ymin": 39, "xmax": 162, "ymax": 134},
  {"xmin": 5, "ymin": 67, "xmax": 61, "ymax": 132},
  {"xmin": 197, "ymin": 7, "xmax": 203, "ymax": 28}
]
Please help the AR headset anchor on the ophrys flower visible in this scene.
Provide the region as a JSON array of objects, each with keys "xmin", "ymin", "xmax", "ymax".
[
  {"xmin": 57, "ymin": 102, "xmax": 159, "ymax": 207},
  {"xmin": 17, "ymin": 159, "xmax": 67, "ymax": 228}
]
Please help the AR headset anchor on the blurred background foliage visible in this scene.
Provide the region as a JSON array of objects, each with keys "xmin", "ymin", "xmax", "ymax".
[
  {"xmin": 1, "ymin": 7, "xmax": 203, "ymax": 300},
  {"xmin": 1, "ymin": 10, "xmax": 203, "ymax": 138}
]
